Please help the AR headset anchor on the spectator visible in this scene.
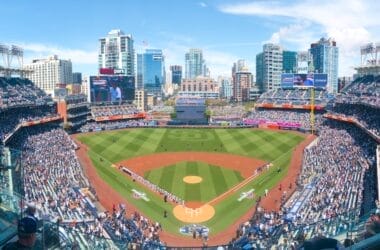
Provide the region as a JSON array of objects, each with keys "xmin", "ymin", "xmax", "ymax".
[{"xmin": 2, "ymin": 217, "xmax": 38, "ymax": 250}]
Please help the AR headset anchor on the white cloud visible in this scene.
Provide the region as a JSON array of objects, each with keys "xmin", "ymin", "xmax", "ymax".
[
  {"xmin": 19, "ymin": 42, "xmax": 97, "ymax": 65},
  {"xmin": 203, "ymin": 49, "xmax": 238, "ymax": 77},
  {"xmin": 219, "ymin": 0, "xmax": 380, "ymax": 76},
  {"xmin": 199, "ymin": 2, "xmax": 207, "ymax": 8}
]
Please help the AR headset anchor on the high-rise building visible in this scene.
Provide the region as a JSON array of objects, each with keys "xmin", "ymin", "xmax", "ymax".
[
  {"xmin": 283, "ymin": 51, "xmax": 297, "ymax": 73},
  {"xmin": 72, "ymin": 72, "xmax": 82, "ymax": 84},
  {"xmin": 98, "ymin": 29, "xmax": 135, "ymax": 76},
  {"xmin": 234, "ymin": 71, "xmax": 252, "ymax": 102},
  {"xmin": 185, "ymin": 48, "xmax": 204, "ymax": 79},
  {"xmin": 309, "ymin": 37, "xmax": 339, "ymax": 93},
  {"xmin": 256, "ymin": 44, "xmax": 283, "ymax": 92},
  {"xmin": 24, "ymin": 55, "xmax": 72, "ymax": 97},
  {"xmin": 170, "ymin": 65, "xmax": 182, "ymax": 84},
  {"xmin": 256, "ymin": 43, "xmax": 283, "ymax": 92},
  {"xmin": 296, "ymin": 51, "xmax": 310, "ymax": 73},
  {"xmin": 136, "ymin": 49, "xmax": 165, "ymax": 95},
  {"xmin": 232, "ymin": 60, "xmax": 252, "ymax": 102},
  {"xmin": 219, "ymin": 77, "xmax": 233, "ymax": 99}
]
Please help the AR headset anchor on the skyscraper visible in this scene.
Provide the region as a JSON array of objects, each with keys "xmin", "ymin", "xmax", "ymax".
[
  {"xmin": 72, "ymin": 72, "xmax": 82, "ymax": 84},
  {"xmin": 137, "ymin": 49, "xmax": 165, "ymax": 95},
  {"xmin": 232, "ymin": 60, "xmax": 252, "ymax": 102},
  {"xmin": 309, "ymin": 38, "xmax": 339, "ymax": 93},
  {"xmin": 283, "ymin": 51, "xmax": 297, "ymax": 73},
  {"xmin": 98, "ymin": 29, "xmax": 135, "ymax": 76},
  {"xmin": 219, "ymin": 77, "xmax": 233, "ymax": 99},
  {"xmin": 185, "ymin": 49, "xmax": 204, "ymax": 79},
  {"xmin": 170, "ymin": 65, "xmax": 182, "ymax": 84},
  {"xmin": 256, "ymin": 44, "xmax": 283, "ymax": 92},
  {"xmin": 296, "ymin": 51, "xmax": 310, "ymax": 74},
  {"xmin": 24, "ymin": 55, "xmax": 72, "ymax": 97}
]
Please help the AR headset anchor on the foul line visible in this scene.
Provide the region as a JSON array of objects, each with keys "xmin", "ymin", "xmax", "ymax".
[{"xmin": 206, "ymin": 172, "xmax": 259, "ymax": 206}]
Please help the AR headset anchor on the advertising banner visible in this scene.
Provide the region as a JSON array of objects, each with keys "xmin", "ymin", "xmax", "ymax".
[
  {"xmin": 313, "ymin": 74, "xmax": 328, "ymax": 88},
  {"xmin": 281, "ymin": 73, "xmax": 294, "ymax": 88}
]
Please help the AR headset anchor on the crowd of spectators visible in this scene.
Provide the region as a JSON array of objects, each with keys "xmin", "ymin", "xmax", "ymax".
[
  {"xmin": 328, "ymin": 102, "xmax": 380, "ymax": 138},
  {"xmin": 230, "ymin": 120, "xmax": 378, "ymax": 248},
  {"xmin": 91, "ymin": 105, "xmax": 140, "ymax": 118},
  {"xmin": 292, "ymin": 121, "xmax": 376, "ymax": 224},
  {"xmin": 337, "ymin": 75, "xmax": 380, "ymax": 107},
  {"xmin": 257, "ymin": 88, "xmax": 330, "ymax": 106},
  {"xmin": 6, "ymin": 124, "xmax": 165, "ymax": 248},
  {"xmin": 246, "ymin": 109, "xmax": 323, "ymax": 130},
  {"xmin": 79, "ymin": 119, "xmax": 155, "ymax": 133},
  {"xmin": 209, "ymin": 105, "xmax": 247, "ymax": 121},
  {"xmin": 0, "ymin": 77, "xmax": 52, "ymax": 109},
  {"xmin": 0, "ymin": 105, "xmax": 57, "ymax": 142}
]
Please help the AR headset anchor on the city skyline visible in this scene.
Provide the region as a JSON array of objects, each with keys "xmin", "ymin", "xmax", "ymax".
[{"xmin": 1, "ymin": 0, "xmax": 379, "ymax": 78}]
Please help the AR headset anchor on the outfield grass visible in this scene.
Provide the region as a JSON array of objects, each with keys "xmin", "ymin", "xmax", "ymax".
[
  {"xmin": 78, "ymin": 128, "xmax": 303, "ymax": 162},
  {"xmin": 144, "ymin": 161, "xmax": 244, "ymax": 202},
  {"xmin": 77, "ymin": 128, "xmax": 305, "ymax": 235}
]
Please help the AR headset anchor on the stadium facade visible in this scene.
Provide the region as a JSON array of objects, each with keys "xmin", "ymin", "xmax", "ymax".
[{"xmin": 174, "ymin": 96, "xmax": 207, "ymax": 124}]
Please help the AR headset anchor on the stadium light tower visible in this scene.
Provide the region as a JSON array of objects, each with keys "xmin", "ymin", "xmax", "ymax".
[
  {"xmin": 360, "ymin": 43, "xmax": 377, "ymax": 66},
  {"xmin": 10, "ymin": 45, "xmax": 24, "ymax": 69},
  {"xmin": 0, "ymin": 43, "xmax": 10, "ymax": 68}
]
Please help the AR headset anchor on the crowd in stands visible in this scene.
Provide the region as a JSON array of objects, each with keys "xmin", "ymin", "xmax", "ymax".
[
  {"xmin": 6, "ymin": 124, "xmax": 165, "ymax": 248},
  {"xmin": 246, "ymin": 109, "xmax": 323, "ymax": 130},
  {"xmin": 0, "ymin": 106, "xmax": 57, "ymax": 142},
  {"xmin": 0, "ymin": 77, "xmax": 52, "ymax": 109},
  {"xmin": 209, "ymin": 105, "xmax": 246, "ymax": 121},
  {"xmin": 91, "ymin": 105, "xmax": 140, "ymax": 118},
  {"xmin": 328, "ymin": 103, "xmax": 380, "ymax": 138},
  {"xmin": 337, "ymin": 75, "xmax": 380, "ymax": 107},
  {"xmin": 293, "ymin": 121, "xmax": 376, "ymax": 223},
  {"xmin": 257, "ymin": 88, "xmax": 330, "ymax": 106},
  {"xmin": 230, "ymin": 120, "xmax": 378, "ymax": 248},
  {"xmin": 79, "ymin": 119, "xmax": 154, "ymax": 133}
]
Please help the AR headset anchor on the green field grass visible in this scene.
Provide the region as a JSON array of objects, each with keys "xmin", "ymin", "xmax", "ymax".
[
  {"xmin": 144, "ymin": 161, "xmax": 244, "ymax": 202},
  {"xmin": 77, "ymin": 128, "xmax": 305, "ymax": 235}
]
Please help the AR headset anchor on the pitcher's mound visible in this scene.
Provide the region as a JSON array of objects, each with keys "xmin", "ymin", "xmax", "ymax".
[
  {"xmin": 173, "ymin": 204, "xmax": 215, "ymax": 223},
  {"xmin": 183, "ymin": 176, "xmax": 202, "ymax": 184}
]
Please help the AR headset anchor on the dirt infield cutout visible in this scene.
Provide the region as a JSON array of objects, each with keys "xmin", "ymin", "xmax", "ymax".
[
  {"xmin": 183, "ymin": 176, "xmax": 203, "ymax": 184},
  {"xmin": 173, "ymin": 204, "xmax": 215, "ymax": 223}
]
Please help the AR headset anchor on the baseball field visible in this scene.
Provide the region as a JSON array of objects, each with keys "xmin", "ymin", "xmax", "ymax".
[{"xmin": 76, "ymin": 128, "xmax": 305, "ymax": 237}]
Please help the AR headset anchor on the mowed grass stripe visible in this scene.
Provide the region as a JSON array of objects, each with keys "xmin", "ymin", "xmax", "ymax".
[
  {"xmin": 159, "ymin": 165, "xmax": 175, "ymax": 191},
  {"xmin": 144, "ymin": 167, "xmax": 163, "ymax": 186},
  {"xmin": 135, "ymin": 129, "xmax": 164, "ymax": 154},
  {"xmin": 209, "ymin": 164, "xmax": 228, "ymax": 196},
  {"xmin": 221, "ymin": 167, "xmax": 243, "ymax": 188},
  {"xmin": 172, "ymin": 162, "xmax": 187, "ymax": 199},
  {"xmin": 198, "ymin": 162, "xmax": 216, "ymax": 201},
  {"xmin": 185, "ymin": 162, "xmax": 201, "ymax": 201}
]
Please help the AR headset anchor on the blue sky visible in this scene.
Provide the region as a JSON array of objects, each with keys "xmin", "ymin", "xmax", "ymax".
[{"xmin": 1, "ymin": 0, "xmax": 379, "ymax": 78}]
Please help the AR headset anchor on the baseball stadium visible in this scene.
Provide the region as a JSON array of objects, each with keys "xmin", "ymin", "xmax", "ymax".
[{"xmin": 0, "ymin": 42, "xmax": 380, "ymax": 250}]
